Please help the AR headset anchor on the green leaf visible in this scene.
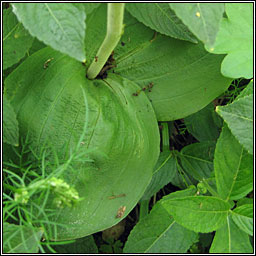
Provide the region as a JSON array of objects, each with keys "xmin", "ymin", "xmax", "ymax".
[
  {"xmin": 141, "ymin": 151, "xmax": 176, "ymax": 200},
  {"xmin": 125, "ymin": 3, "xmax": 197, "ymax": 43},
  {"xmin": 82, "ymin": 3, "xmax": 101, "ymax": 15},
  {"xmin": 207, "ymin": 3, "xmax": 253, "ymax": 78},
  {"xmin": 236, "ymin": 197, "xmax": 253, "ymax": 207},
  {"xmin": 231, "ymin": 204, "xmax": 253, "ymax": 236},
  {"xmin": 124, "ymin": 187, "xmax": 198, "ymax": 253},
  {"xmin": 3, "ymin": 223, "xmax": 43, "ymax": 253},
  {"xmin": 12, "ymin": 3, "xmax": 86, "ymax": 62},
  {"xmin": 214, "ymin": 125, "xmax": 253, "ymax": 201},
  {"xmin": 179, "ymin": 141, "xmax": 215, "ymax": 181},
  {"xmin": 3, "ymin": 8, "xmax": 34, "ymax": 70},
  {"xmin": 184, "ymin": 103, "xmax": 222, "ymax": 142},
  {"xmin": 236, "ymin": 79, "xmax": 253, "ymax": 100},
  {"xmin": 169, "ymin": 3, "xmax": 224, "ymax": 48},
  {"xmin": 113, "ymin": 11, "xmax": 231, "ymax": 121},
  {"xmin": 210, "ymin": 216, "xmax": 253, "ymax": 253},
  {"xmin": 52, "ymin": 235, "xmax": 98, "ymax": 254},
  {"xmin": 217, "ymin": 94, "xmax": 253, "ymax": 155},
  {"xmin": 161, "ymin": 195, "xmax": 231, "ymax": 233},
  {"xmin": 4, "ymin": 47, "xmax": 160, "ymax": 240},
  {"xmin": 3, "ymin": 94, "xmax": 19, "ymax": 146}
]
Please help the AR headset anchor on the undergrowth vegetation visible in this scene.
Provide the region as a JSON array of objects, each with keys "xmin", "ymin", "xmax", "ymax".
[{"xmin": 2, "ymin": 2, "xmax": 253, "ymax": 254}]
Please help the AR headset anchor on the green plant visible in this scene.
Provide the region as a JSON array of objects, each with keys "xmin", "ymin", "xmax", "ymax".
[{"xmin": 3, "ymin": 2, "xmax": 253, "ymax": 253}]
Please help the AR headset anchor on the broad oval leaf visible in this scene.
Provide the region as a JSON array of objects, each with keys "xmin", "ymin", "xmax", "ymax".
[
  {"xmin": 169, "ymin": 3, "xmax": 224, "ymax": 48},
  {"xmin": 125, "ymin": 3, "xmax": 197, "ymax": 43},
  {"xmin": 216, "ymin": 94, "xmax": 253, "ymax": 155},
  {"xmin": 124, "ymin": 187, "xmax": 198, "ymax": 253},
  {"xmin": 161, "ymin": 196, "xmax": 231, "ymax": 233},
  {"xmin": 3, "ymin": 8, "xmax": 34, "ymax": 70},
  {"xmin": 12, "ymin": 3, "xmax": 86, "ymax": 62},
  {"xmin": 214, "ymin": 125, "xmax": 253, "ymax": 201},
  {"xmin": 3, "ymin": 94, "xmax": 19, "ymax": 146},
  {"xmin": 3, "ymin": 223, "xmax": 43, "ymax": 253},
  {"xmin": 231, "ymin": 204, "xmax": 253, "ymax": 236},
  {"xmin": 4, "ymin": 47, "xmax": 160, "ymax": 240},
  {"xmin": 210, "ymin": 216, "xmax": 253, "ymax": 253},
  {"xmin": 114, "ymin": 12, "xmax": 231, "ymax": 121},
  {"xmin": 207, "ymin": 3, "xmax": 253, "ymax": 78}
]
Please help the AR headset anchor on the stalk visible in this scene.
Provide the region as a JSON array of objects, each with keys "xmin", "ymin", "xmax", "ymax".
[{"xmin": 86, "ymin": 3, "xmax": 125, "ymax": 79}]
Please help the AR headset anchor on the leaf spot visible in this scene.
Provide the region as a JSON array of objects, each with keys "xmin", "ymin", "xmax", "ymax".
[{"xmin": 196, "ymin": 12, "xmax": 201, "ymax": 18}]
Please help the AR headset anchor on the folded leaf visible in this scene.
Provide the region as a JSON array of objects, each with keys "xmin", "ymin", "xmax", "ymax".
[
  {"xmin": 216, "ymin": 94, "xmax": 253, "ymax": 155},
  {"xmin": 207, "ymin": 3, "xmax": 253, "ymax": 78},
  {"xmin": 4, "ymin": 47, "xmax": 160, "ymax": 240},
  {"xmin": 161, "ymin": 195, "xmax": 230, "ymax": 233},
  {"xmin": 169, "ymin": 3, "xmax": 224, "ymax": 48},
  {"xmin": 231, "ymin": 204, "xmax": 253, "ymax": 236},
  {"xmin": 3, "ymin": 8, "xmax": 34, "ymax": 70},
  {"xmin": 3, "ymin": 223, "xmax": 43, "ymax": 253},
  {"xmin": 3, "ymin": 95, "xmax": 19, "ymax": 146},
  {"xmin": 210, "ymin": 216, "xmax": 253, "ymax": 253},
  {"xmin": 12, "ymin": 3, "xmax": 86, "ymax": 62},
  {"xmin": 124, "ymin": 186, "xmax": 198, "ymax": 253},
  {"xmin": 125, "ymin": 3, "xmax": 197, "ymax": 43}
]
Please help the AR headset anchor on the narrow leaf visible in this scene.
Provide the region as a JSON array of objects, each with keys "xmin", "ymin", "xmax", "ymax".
[
  {"xmin": 214, "ymin": 125, "xmax": 253, "ymax": 201},
  {"xmin": 231, "ymin": 204, "xmax": 253, "ymax": 236},
  {"xmin": 210, "ymin": 216, "xmax": 253, "ymax": 253},
  {"xmin": 169, "ymin": 3, "xmax": 224, "ymax": 48},
  {"xmin": 3, "ymin": 95, "xmax": 19, "ymax": 146},
  {"xmin": 161, "ymin": 196, "xmax": 231, "ymax": 233},
  {"xmin": 3, "ymin": 223, "xmax": 43, "ymax": 253},
  {"xmin": 207, "ymin": 3, "xmax": 253, "ymax": 78},
  {"xmin": 12, "ymin": 3, "xmax": 86, "ymax": 62},
  {"xmin": 3, "ymin": 8, "xmax": 34, "ymax": 70},
  {"xmin": 125, "ymin": 3, "xmax": 197, "ymax": 43},
  {"xmin": 124, "ymin": 187, "xmax": 198, "ymax": 253},
  {"xmin": 216, "ymin": 94, "xmax": 253, "ymax": 154}
]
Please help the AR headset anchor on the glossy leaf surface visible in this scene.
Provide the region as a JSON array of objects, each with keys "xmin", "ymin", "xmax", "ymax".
[{"xmin": 5, "ymin": 47, "xmax": 160, "ymax": 240}]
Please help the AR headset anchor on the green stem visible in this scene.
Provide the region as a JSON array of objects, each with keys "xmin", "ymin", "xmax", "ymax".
[
  {"xmin": 139, "ymin": 200, "xmax": 149, "ymax": 220},
  {"xmin": 162, "ymin": 122, "xmax": 169, "ymax": 151},
  {"xmin": 86, "ymin": 3, "xmax": 125, "ymax": 79}
]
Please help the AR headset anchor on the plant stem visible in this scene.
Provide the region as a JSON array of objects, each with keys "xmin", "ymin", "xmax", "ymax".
[
  {"xmin": 139, "ymin": 200, "xmax": 149, "ymax": 220},
  {"xmin": 161, "ymin": 122, "xmax": 169, "ymax": 151},
  {"xmin": 86, "ymin": 3, "xmax": 125, "ymax": 79}
]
